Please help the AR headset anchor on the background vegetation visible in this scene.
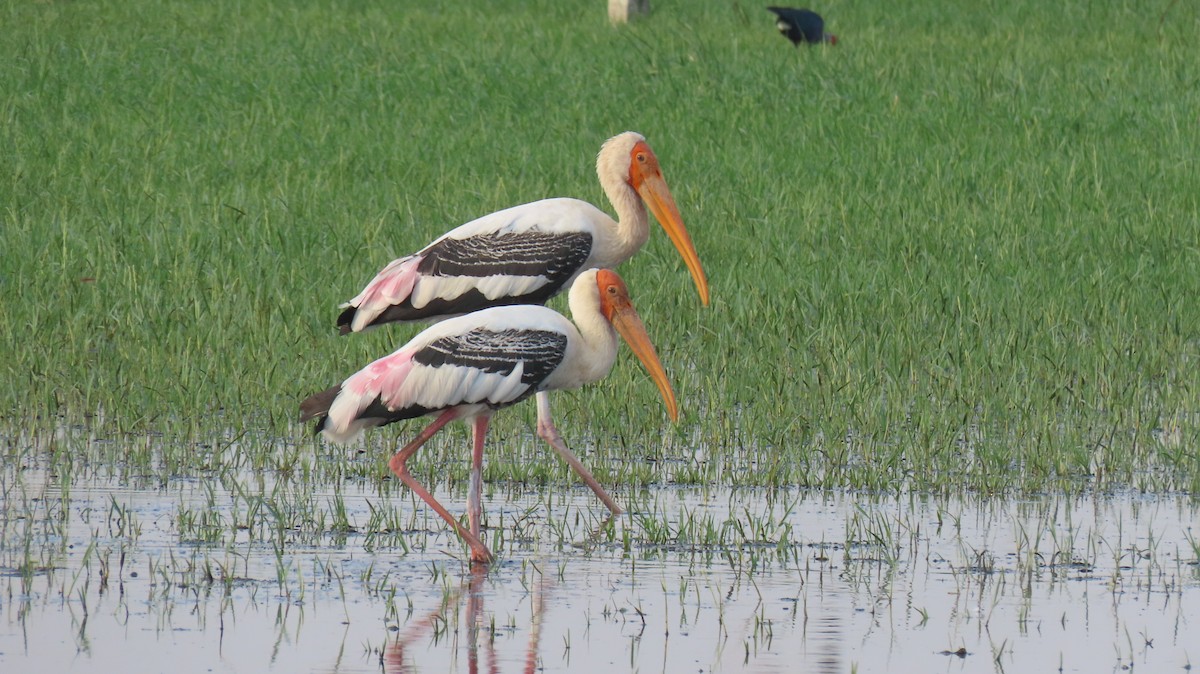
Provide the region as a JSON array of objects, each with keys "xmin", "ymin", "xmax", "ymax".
[{"xmin": 2, "ymin": 0, "xmax": 1197, "ymax": 494}]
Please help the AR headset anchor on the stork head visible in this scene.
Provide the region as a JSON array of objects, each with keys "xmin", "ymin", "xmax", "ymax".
[
  {"xmin": 592, "ymin": 268, "xmax": 679, "ymax": 422},
  {"xmin": 598, "ymin": 132, "xmax": 710, "ymax": 307}
]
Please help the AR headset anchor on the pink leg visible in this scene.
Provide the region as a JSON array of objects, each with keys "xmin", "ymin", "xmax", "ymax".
[
  {"xmin": 534, "ymin": 392, "xmax": 623, "ymax": 515},
  {"xmin": 387, "ymin": 409, "xmax": 495, "ymax": 564},
  {"xmin": 467, "ymin": 415, "xmax": 491, "ymax": 544}
]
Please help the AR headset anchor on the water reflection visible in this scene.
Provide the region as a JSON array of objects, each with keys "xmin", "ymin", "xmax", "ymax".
[
  {"xmin": 383, "ymin": 565, "xmax": 547, "ymax": 674},
  {"xmin": 1, "ymin": 472, "xmax": 1197, "ymax": 673},
  {"xmin": 807, "ymin": 596, "xmax": 844, "ymax": 674},
  {"xmin": 366, "ymin": 553, "xmax": 855, "ymax": 673}
]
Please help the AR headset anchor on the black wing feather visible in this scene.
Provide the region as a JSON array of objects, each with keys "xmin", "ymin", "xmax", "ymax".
[
  {"xmin": 413, "ymin": 328, "xmax": 568, "ymax": 388},
  {"xmin": 418, "ymin": 231, "xmax": 592, "ymax": 281}
]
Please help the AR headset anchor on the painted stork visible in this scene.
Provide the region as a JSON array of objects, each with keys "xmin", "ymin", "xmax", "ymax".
[
  {"xmin": 334, "ymin": 131, "xmax": 707, "ymax": 515},
  {"xmin": 767, "ymin": 7, "xmax": 837, "ymax": 46},
  {"xmin": 301, "ymin": 269, "xmax": 678, "ymax": 564}
]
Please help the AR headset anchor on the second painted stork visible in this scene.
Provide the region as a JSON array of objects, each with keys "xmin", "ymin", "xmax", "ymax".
[
  {"xmin": 334, "ymin": 132, "xmax": 707, "ymax": 515},
  {"xmin": 301, "ymin": 269, "xmax": 678, "ymax": 564}
]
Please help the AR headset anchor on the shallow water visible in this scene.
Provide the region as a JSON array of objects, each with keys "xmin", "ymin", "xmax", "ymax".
[{"xmin": 1, "ymin": 468, "xmax": 1197, "ymax": 673}]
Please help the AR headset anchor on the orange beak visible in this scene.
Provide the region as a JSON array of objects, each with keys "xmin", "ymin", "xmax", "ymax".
[
  {"xmin": 597, "ymin": 269, "xmax": 680, "ymax": 422},
  {"xmin": 629, "ymin": 142, "xmax": 710, "ymax": 307}
]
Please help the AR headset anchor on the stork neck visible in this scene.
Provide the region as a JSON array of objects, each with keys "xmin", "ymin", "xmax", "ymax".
[
  {"xmin": 568, "ymin": 296, "xmax": 619, "ymax": 386},
  {"xmin": 601, "ymin": 174, "xmax": 651, "ymax": 259}
]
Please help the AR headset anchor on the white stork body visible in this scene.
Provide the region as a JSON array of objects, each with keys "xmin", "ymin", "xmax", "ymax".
[
  {"xmin": 337, "ymin": 132, "xmax": 708, "ymax": 334},
  {"xmin": 339, "ymin": 197, "xmax": 644, "ymax": 332},
  {"xmin": 331, "ymin": 132, "xmax": 708, "ymax": 522},
  {"xmin": 302, "ymin": 269, "xmax": 678, "ymax": 564},
  {"xmin": 319, "ymin": 300, "xmax": 612, "ymax": 445}
]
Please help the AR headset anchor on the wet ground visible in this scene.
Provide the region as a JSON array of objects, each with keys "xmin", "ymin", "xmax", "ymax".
[{"xmin": 1, "ymin": 470, "xmax": 1197, "ymax": 673}]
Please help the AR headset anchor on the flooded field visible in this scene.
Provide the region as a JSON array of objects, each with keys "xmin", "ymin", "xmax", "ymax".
[
  {"xmin": 2, "ymin": 466, "xmax": 1196, "ymax": 673},
  {"xmin": 5, "ymin": 0, "xmax": 1199, "ymax": 671}
]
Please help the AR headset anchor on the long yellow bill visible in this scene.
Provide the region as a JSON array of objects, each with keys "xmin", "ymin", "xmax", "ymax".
[
  {"xmin": 596, "ymin": 269, "xmax": 680, "ymax": 422},
  {"xmin": 629, "ymin": 142, "xmax": 710, "ymax": 307}
]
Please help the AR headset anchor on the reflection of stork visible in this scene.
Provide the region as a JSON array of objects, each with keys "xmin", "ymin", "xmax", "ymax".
[
  {"xmin": 334, "ymin": 131, "xmax": 708, "ymax": 516},
  {"xmin": 767, "ymin": 7, "xmax": 837, "ymax": 46},
  {"xmin": 301, "ymin": 269, "xmax": 678, "ymax": 564},
  {"xmin": 382, "ymin": 565, "xmax": 550, "ymax": 674}
]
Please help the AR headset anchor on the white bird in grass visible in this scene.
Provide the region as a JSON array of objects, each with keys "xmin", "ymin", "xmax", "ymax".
[
  {"xmin": 301, "ymin": 269, "xmax": 678, "ymax": 564},
  {"xmin": 333, "ymin": 132, "xmax": 708, "ymax": 515}
]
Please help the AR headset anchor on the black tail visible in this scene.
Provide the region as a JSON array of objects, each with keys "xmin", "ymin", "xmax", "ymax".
[
  {"xmin": 336, "ymin": 306, "xmax": 356, "ymax": 335},
  {"xmin": 299, "ymin": 385, "xmax": 342, "ymax": 434}
]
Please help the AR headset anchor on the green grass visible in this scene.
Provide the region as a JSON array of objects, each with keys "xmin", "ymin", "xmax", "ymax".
[{"xmin": 1, "ymin": 0, "xmax": 1198, "ymax": 494}]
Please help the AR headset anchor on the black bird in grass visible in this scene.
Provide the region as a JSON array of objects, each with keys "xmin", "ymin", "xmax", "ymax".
[{"xmin": 767, "ymin": 7, "xmax": 837, "ymax": 46}]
